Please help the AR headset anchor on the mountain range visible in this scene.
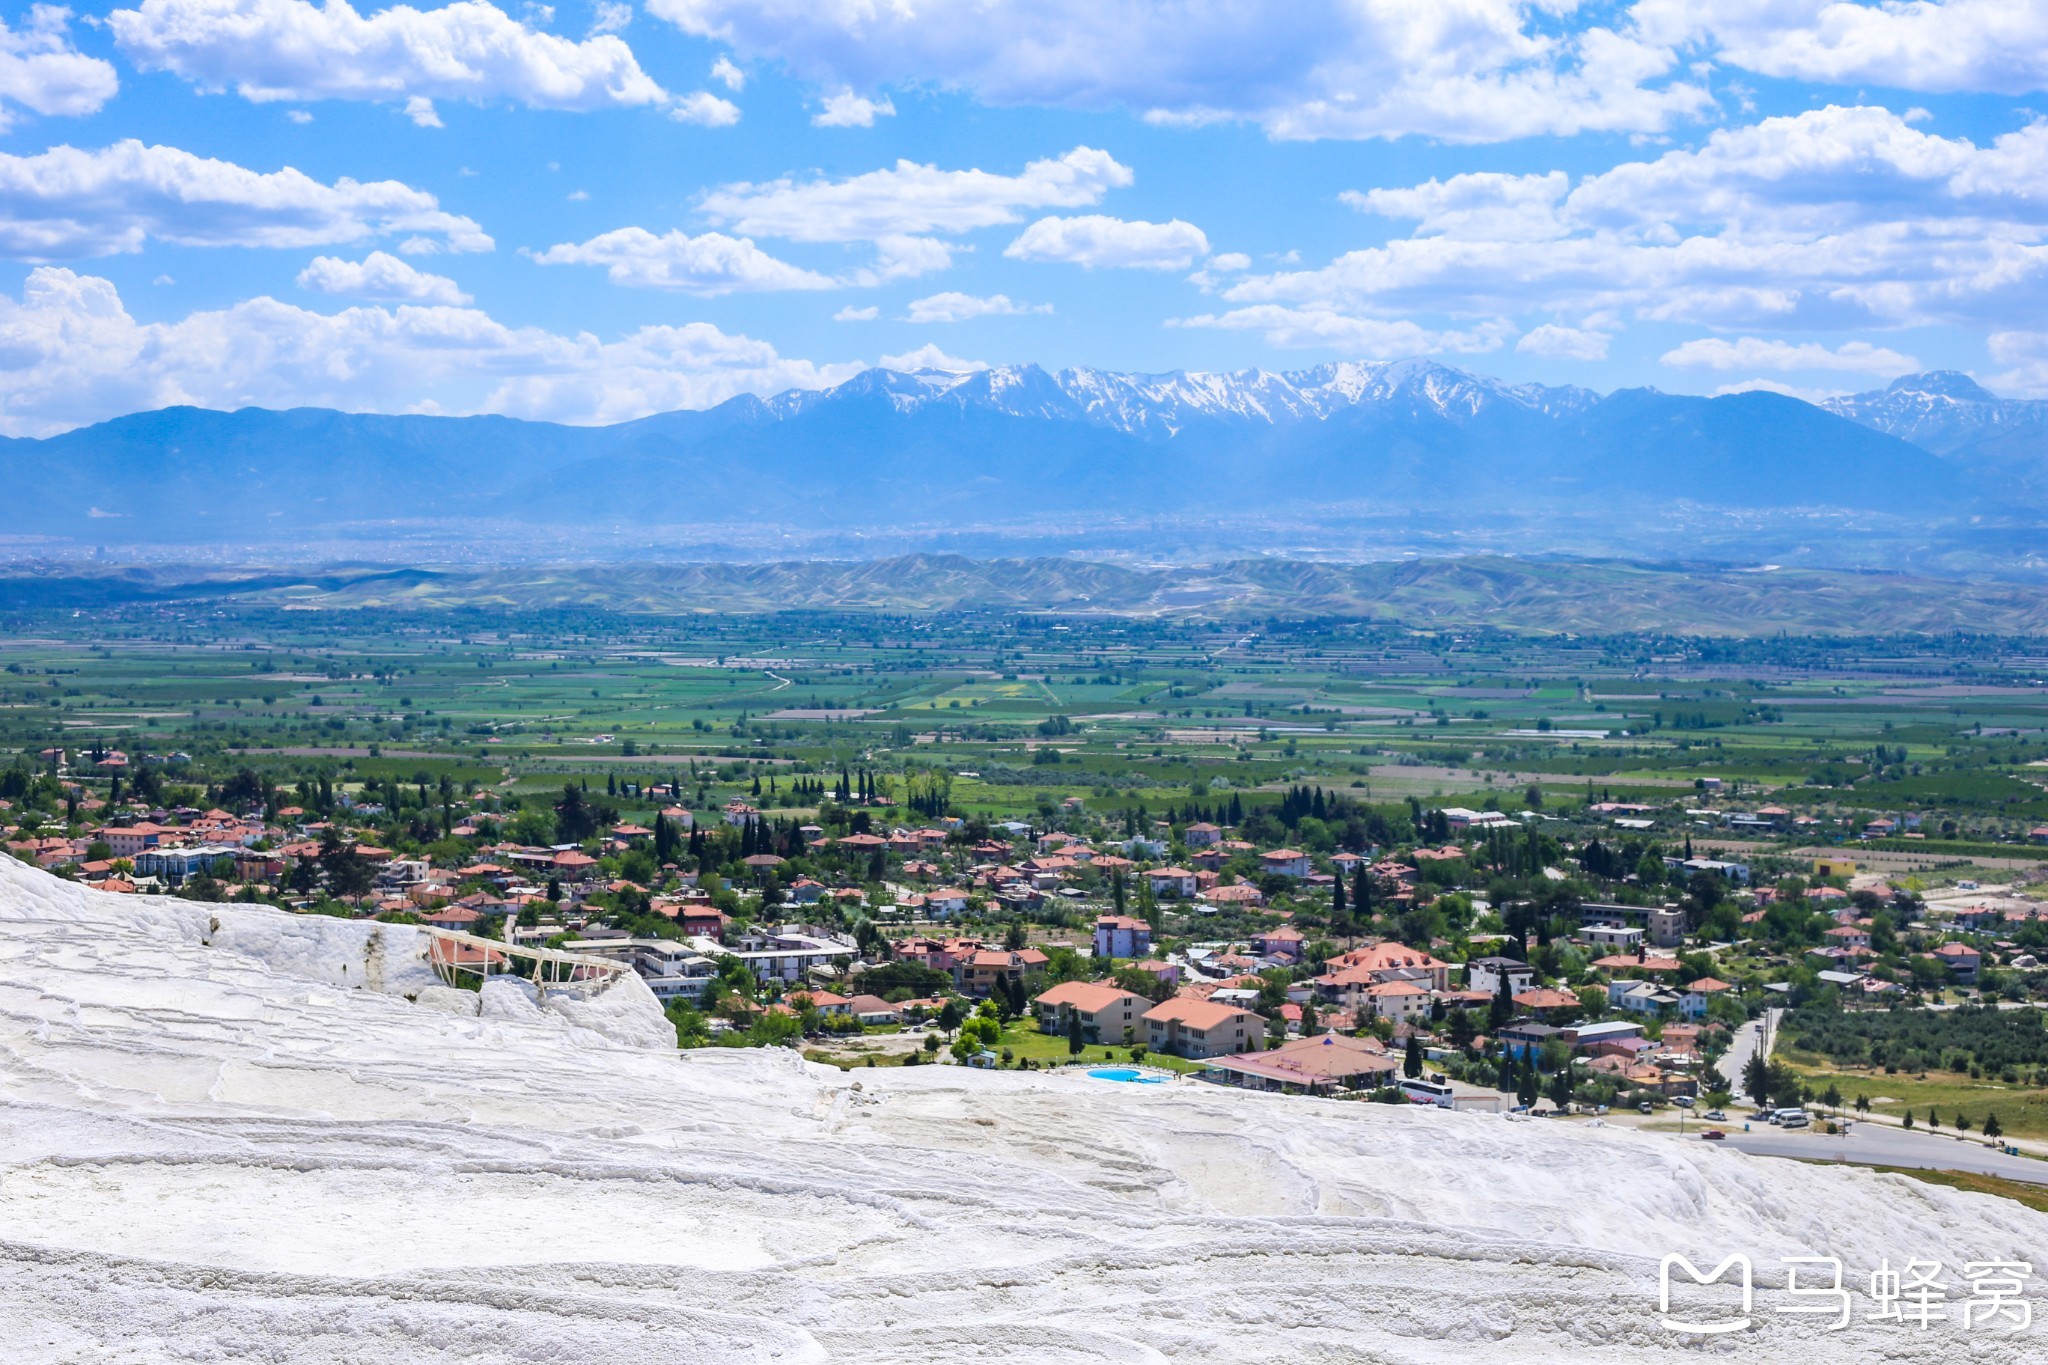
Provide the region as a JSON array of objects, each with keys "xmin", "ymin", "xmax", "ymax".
[{"xmin": 0, "ymin": 360, "xmax": 2040, "ymax": 551}]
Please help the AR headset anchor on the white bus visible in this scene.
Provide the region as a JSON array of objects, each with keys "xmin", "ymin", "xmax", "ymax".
[{"xmin": 1400, "ymin": 1076, "xmax": 1456, "ymax": 1108}]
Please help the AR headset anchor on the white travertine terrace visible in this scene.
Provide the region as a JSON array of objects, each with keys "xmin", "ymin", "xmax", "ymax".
[{"xmin": 0, "ymin": 856, "xmax": 2040, "ymax": 1362}]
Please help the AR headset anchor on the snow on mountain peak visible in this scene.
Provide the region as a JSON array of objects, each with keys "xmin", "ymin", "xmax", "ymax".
[{"xmin": 799, "ymin": 358, "xmax": 1599, "ymax": 434}]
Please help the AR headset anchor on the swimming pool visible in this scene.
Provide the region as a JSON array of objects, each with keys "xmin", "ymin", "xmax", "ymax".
[{"xmin": 1088, "ymin": 1067, "xmax": 1168, "ymax": 1084}]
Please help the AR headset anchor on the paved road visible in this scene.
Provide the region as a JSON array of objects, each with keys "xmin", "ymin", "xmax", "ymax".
[
  {"xmin": 1715, "ymin": 1007, "xmax": 1781, "ymax": 1091},
  {"xmin": 1708, "ymin": 1121, "xmax": 2048, "ymax": 1186}
]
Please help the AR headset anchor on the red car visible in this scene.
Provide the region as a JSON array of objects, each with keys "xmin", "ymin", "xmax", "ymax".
[{"xmin": 1700, "ymin": 1129, "xmax": 1727, "ymax": 1140}]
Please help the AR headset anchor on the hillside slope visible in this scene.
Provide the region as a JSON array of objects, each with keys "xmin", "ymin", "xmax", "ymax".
[{"xmin": 9, "ymin": 554, "xmax": 2048, "ymax": 633}]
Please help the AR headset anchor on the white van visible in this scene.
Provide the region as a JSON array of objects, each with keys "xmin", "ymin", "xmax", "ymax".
[{"xmin": 1778, "ymin": 1110, "xmax": 1810, "ymax": 1128}]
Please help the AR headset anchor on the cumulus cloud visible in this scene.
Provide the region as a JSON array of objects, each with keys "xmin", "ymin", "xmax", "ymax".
[
  {"xmin": 0, "ymin": 266, "xmax": 860, "ymax": 435},
  {"xmin": 671, "ymin": 89, "xmax": 740, "ymax": 125},
  {"xmin": 589, "ymin": 0, "xmax": 631, "ymax": 35},
  {"xmin": 902, "ymin": 291, "xmax": 1049, "ymax": 323},
  {"xmin": 110, "ymin": 0, "xmax": 690, "ymax": 117},
  {"xmin": 297, "ymin": 250, "xmax": 470, "ymax": 304},
  {"xmin": 1988, "ymin": 329, "xmax": 2048, "ymax": 394},
  {"xmin": 529, "ymin": 227, "xmax": 834, "ymax": 293},
  {"xmin": 0, "ymin": 6, "xmax": 119, "ymax": 129},
  {"xmin": 1635, "ymin": 0, "xmax": 2048, "ymax": 96},
  {"xmin": 649, "ymin": 0, "xmax": 1713, "ymax": 143},
  {"xmin": 0, "ymin": 139, "xmax": 492, "ymax": 260},
  {"xmin": 879, "ymin": 342, "xmax": 986, "ymax": 372},
  {"xmin": 700, "ymin": 146, "xmax": 1130, "ymax": 242},
  {"xmin": 832, "ymin": 304, "xmax": 877, "ymax": 321},
  {"xmin": 1516, "ymin": 323, "xmax": 1610, "ymax": 360},
  {"xmin": 1171, "ymin": 305, "xmax": 1513, "ymax": 355},
  {"xmin": 710, "ymin": 54, "xmax": 744, "ymax": 90},
  {"xmin": 1706, "ymin": 376, "xmax": 1851, "ymax": 403},
  {"xmin": 812, "ymin": 88, "xmax": 893, "ymax": 126},
  {"xmin": 1004, "ymin": 214, "xmax": 1209, "ymax": 269},
  {"xmin": 1661, "ymin": 336, "xmax": 1921, "ymax": 375},
  {"xmin": 1342, "ymin": 171, "xmax": 1570, "ymax": 242},
  {"xmin": 695, "ymin": 146, "xmax": 1127, "ymax": 284},
  {"xmin": 1224, "ymin": 106, "xmax": 2048, "ymax": 337}
]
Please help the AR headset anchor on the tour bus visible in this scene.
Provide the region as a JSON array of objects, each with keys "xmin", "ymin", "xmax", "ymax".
[{"xmin": 1400, "ymin": 1075, "xmax": 1456, "ymax": 1108}]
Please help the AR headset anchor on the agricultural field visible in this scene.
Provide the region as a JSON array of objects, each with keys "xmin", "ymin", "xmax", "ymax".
[{"xmin": 2, "ymin": 607, "xmax": 2048, "ymax": 862}]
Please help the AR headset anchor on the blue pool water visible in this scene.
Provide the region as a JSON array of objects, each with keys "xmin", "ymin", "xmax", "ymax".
[{"xmin": 1089, "ymin": 1068, "xmax": 1167, "ymax": 1084}]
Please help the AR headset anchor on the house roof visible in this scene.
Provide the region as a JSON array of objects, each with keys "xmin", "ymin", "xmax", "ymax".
[
  {"xmin": 1144, "ymin": 996, "xmax": 1263, "ymax": 1031},
  {"xmin": 1035, "ymin": 981, "xmax": 1140, "ymax": 1014}
]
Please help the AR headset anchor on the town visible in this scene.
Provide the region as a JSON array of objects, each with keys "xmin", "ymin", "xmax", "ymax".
[{"xmin": 7, "ymin": 612, "xmax": 2047, "ymax": 1156}]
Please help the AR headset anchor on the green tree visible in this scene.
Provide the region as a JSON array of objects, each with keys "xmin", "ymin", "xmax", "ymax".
[
  {"xmin": 1403, "ymin": 1035, "xmax": 1422, "ymax": 1079},
  {"xmin": 1488, "ymin": 969, "xmax": 1515, "ymax": 1032},
  {"xmin": 1984, "ymin": 1113, "xmax": 2003, "ymax": 1140},
  {"xmin": 1547, "ymin": 1065, "xmax": 1574, "ymax": 1110},
  {"xmin": 1066, "ymin": 1008, "xmax": 1085, "ymax": 1056},
  {"xmin": 1742, "ymin": 1051, "xmax": 1770, "ymax": 1108}
]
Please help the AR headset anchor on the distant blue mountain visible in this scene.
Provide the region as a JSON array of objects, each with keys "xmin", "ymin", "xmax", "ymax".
[{"xmin": 0, "ymin": 360, "xmax": 1991, "ymax": 541}]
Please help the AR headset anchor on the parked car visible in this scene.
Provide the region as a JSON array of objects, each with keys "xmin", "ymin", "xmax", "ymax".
[
  {"xmin": 1703, "ymin": 1110, "xmax": 1727, "ymax": 1122},
  {"xmin": 1673, "ymin": 1095, "xmax": 1695, "ymax": 1109},
  {"xmin": 1700, "ymin": 1129, "xmax": 1726, "ymax": 1141},
  {"xmin": 1638, "ymin": 1100, "xmax": 1655, "ymax": 1114}
]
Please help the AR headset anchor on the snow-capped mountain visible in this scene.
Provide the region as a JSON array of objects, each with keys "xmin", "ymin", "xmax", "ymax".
[
  {"xmin": 764, "ymin": 358, "xmax": 1600, "ymax": 435},
  {"xmin": 0, "ymin": 359, "xmax": 1989, "ymax": 542},
  {"xmin": 1824, "ymin": 371, "xmax": 2048, "ymax": 457}
]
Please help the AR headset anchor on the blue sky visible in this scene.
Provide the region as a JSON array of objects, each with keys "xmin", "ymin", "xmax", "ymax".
[{"xmin": 1, "ymin": 0, "xmax": 2046, "ymax": 433}]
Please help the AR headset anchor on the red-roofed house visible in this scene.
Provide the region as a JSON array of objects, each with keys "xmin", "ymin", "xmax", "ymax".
[
  {"xmin": 1143, "ymin": 997, "xmax": 1265, "ymax": 1059},
  {"xmin": 1034, "ymin": 981, "xmax": 1149, "ymax": 1044}
]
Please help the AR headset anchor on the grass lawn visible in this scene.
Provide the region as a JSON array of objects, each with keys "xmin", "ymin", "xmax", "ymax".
[
  {"xmin": 804, "ymin": 1022, "xmax": 1210, "ymax": 1074},
  {"xmin": 997, "ymin": 1020, "xmax": 1208, "ymax": 1074},
  {"xmin": 1784, "ymin": 1055, "xmax": 2048, "ymax": 1140}
]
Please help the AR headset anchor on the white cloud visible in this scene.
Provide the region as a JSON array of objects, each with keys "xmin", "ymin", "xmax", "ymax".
[
  {"xmin": 813, "ymin": 87, "xmax": 893, "ymax": 126},
  {"xmin": 297, "ymin": 250, "xmax": 471, "ymax": 304},
  {"xmin": 1226, "ymin": 106, "xmax": 2048, "ymax": 336},
  {"xmin": 650, "ymin": 0, "xmax": 1711, "ymax": 143},
  {"xmin": 903, "ymin": 291, "xmax": 1049, "ymax": 323},
  {"xmin": 1004, "ymin": 214, "xmax": 1208, "ymax": 269},
  {"xmin": 699, "ymin": 146, "xmax": 1131, "ymax": 242},
  {"xmin": 695, "ymin": 147, "xmax": 1128, "ymax": 286},
  {"xmin": 403, "ymin": 94, "xmax": 442, "ymax": 127},
  {"xmin": 1516, "ymin": 323, "xmax": 1611, "ymax": 360},
  {"xmin": 879, "ymin": 342, "xmax": 986, "ymax": 373},
  {"xmin": 1635, "ymin": 0, "xmax": 2048, "ymax": 96},
  {"xmin": 671, "ymin": 89, "xmax": 741, "ymax": 125},
  {"xmin": 1988, "ymin": 329, "xmax": 2048, "ymax": 395},
  {"xmin": 0, "ymin": 139, "xmax": 491, "ymax": 260},
  {"xmin": 0, "ymin": 6, "xmax": 119, "ymax": 129},
  {"xmin": 529, "ymin": 227, "xmax": 834, "ymax": 293},
  {"xmin": 710, "ymin": 54, "xmax": 744, "ymax": 90},
  {"xmin": 1661, "ymin": 336, "xmax": 1921, "ymax": 375},
  {"xmin": 111, "ymin": 0, "xmax": 673, "ymax": 115},
  {"xmin": 1706, "ymin": 376, "xmax": 1850, "ymax": 403},
  {"xmin": 1171, "ymin": 306, "xmax": 1513, "ymax": 355},
  {"xmin": 589, "ymin": 1, "xmax": 632, "ymax": 36},
  {"xmin": 832, "ymin": 304, "xmax": 877, "ymax": 321},
  {"xmin": 285, "ymin": 108, "xmax": 312, "ymax": 123},
  {"xmin": 1343, "ymin": 171, "xmax": 1570, "ymax": 241},
  {"xmin": 0, "ymin": 266, "xmax": 861, "ymax": 435}
]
